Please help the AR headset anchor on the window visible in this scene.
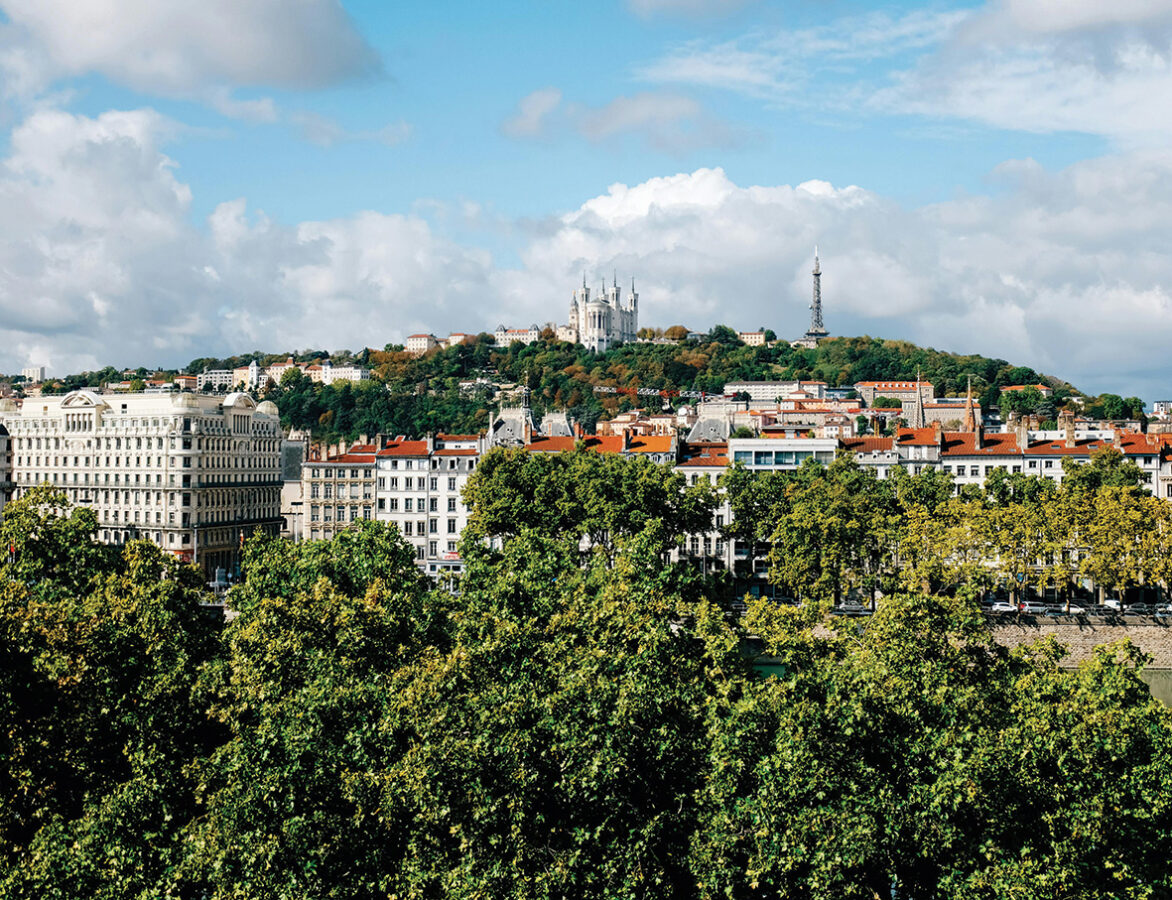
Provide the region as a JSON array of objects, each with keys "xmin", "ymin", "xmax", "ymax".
[
  {"xmin": 430, "ymin": 477, "xmax": 438, "ymax": 490},
  {"xmin": 404, "ymin": 521, "xmax": 413, "ymax": 536},
  {"xmin": 429, "ymin": 498, "xmax": 438, "ymax": 512},
  {"xmin": 405, "ymin": 498, "xmax": 413, "ymax": 512},
  {"xmin": 416, "ymin": 546, "xmax": 425, "ymax": 560},
  {"xmin": 429, "ymin": 519, "xmax": 438, "ymax": 534},
  {"xmin": 448, "ymin": 477, "xmax": 457, "ymax": 491},
  {"xmin": 1044, "ymin": 460, "xmax": 1053, "ymax": 468},
  {"xmin": 447, "ymin": 518, "xmax": 457, "ymax": 534},
  {"xmin": 428, "ymin": 541, "xmax": 438, "ymax": 556},
  {"xmin": 447, "ymin": 540, "xmax": 457, "ymax": 552},
  {"xmin": 447, "ymin": 497, "xmax": 456, "ymax": 512}
]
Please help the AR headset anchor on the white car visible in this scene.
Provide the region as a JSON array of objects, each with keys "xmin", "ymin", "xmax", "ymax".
[
  {"xmin": 990, "ymin": 601, "xmax": 1017, "ymax": 613},
  {"xmin": 1020, "ymin": 601, "xmax": 1050, "ymax": 614},
  {"xmin": 1046, "ymin": 604, "xmax": 1085, "ymax": 615}
]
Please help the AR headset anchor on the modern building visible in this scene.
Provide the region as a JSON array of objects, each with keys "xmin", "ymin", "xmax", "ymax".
[
  {"xmin": 562, "ymin": 275, "xmax": 638, "ymax": 353},
  {"xmin": 20, "ymin": 366, "xmax": 46, "ymax": 384},
  {"xmin": 0, "ymin": 391, "xmax": 283, "ymax": 576}
]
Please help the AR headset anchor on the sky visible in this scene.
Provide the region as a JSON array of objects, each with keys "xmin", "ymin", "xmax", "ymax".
[{"xmin": 1, "ymin": 0, "xmax": 1172, "ymax": 399}]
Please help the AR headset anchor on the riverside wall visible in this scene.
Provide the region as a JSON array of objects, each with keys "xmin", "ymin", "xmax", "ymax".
[{"xmin": 991, "ymin": 616, "xmax": 1172, "ymax": 704}]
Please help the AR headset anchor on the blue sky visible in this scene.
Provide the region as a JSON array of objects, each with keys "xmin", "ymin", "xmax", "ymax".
[{"xmin": 2, "ymin": 0, "xmax": 1172, "ymax": 399}]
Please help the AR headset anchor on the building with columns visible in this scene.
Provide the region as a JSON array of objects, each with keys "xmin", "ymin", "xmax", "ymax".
[
  {"xmin": 0, "ymin": 391, "xmax": 283, "ymax": 576},
  {"xmin": 561, "ymin": 275, "xmax": 638, "ymax": 352}
]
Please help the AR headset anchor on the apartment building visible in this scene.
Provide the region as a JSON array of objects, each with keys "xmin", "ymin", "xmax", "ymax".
[
  {"xmin": 676, "ymin": 441, "xmax": 733, "ymax": 574},
  {"xmin": 374, "ymin": 434, "xmax": 483, "ymax": 576},
  {"xmin": 302, "ymin": 444, "xmax": 377, "ymax": 541},
  {"xmin": 0, "ymin": 391, "xmax": 282, "ymax": 576}
]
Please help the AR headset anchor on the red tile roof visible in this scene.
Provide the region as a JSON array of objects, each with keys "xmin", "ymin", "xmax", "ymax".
[
  {"xmin": 627, "ymin": 435, "xmax": 674, "ymax": 453},
  {"xmin": 678, "ymin": 442, "xmax": 729, "ymax": 467},
  {"xmin": 377, "ymin": 440, "xmax": 429, "ymax": 456},
  {"xmin": 895, "ymin": 427, "xmax": 940, "ymax": 446},
  {"xmin": 840, "ymin": 437, "xmax": 895, "ymax": 453}
]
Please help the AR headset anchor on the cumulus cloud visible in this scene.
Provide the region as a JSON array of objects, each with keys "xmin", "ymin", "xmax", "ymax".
[
  {"xmin": 5, "ymin": 107, "xmax": 1172, "ymax": 398},
  {"xmin": 0, "ymin": 0, "xmax": 380, "ymax": 113},
  {"xmin": 0, "ymin": 108, "xmax": 489, "ymax": 374}
]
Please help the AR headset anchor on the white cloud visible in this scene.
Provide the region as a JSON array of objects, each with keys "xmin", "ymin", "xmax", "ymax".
[
  {"xmin": 290, "ymin": 112, "xmax": 412, "ymax": 148},
  {"xmin": 5, "ymin": 107, "xmax": 1172, "ymax": 398},
  {"xmin": 638, "ymin": 9, "xmax": 967, "ymax": 101},
  {"xmin": 0, "ymin": 108, "xmax": 488, "ymax": 373},
  {"xmin": 971, "ymin": 0, "xmax": 1172, "ymax": 35},
  {"xmin": 0, "ymin": 0, "xmax": 380, "ymax": 113},
  {"xmin": 501, "ymin": 88, "xmax": 563, "ymax": 138},
  {"xmin": 504, "ymin": 89, "xmax": 744, "ymax": 153}
]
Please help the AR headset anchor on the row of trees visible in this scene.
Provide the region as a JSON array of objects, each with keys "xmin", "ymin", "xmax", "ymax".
[
  {"xmin": 1, "ymin": 468, "xmax": 1172, "ymax": 896},
  {"xmin": 724, "ymin": 447, "xmax": 1166, "ymax": 605}
]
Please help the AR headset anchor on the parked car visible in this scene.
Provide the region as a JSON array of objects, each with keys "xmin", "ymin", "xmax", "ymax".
[
  {"xmin": 1019, "ymin": 601, "xmax": 1050, "ymax": 614},
  {"xmin": 990, "ymin": 601, "xmax": 1017, "ymax": 613},
  {"xmin": 1126, "ymin": 604, "xmax": 1153, "ymax": 615},
  {"xmin": 1155, "ymin": 604, "xmax": 1172, "ymax": 617},
  {"xmin": 1045, "ymin": 604, "xmax": 1086, "ymax": 615}
]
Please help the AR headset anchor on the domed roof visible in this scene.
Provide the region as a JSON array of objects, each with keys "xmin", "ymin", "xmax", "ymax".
[
  {"xmin": 172, "ymin": 392, "xmax": 202, "ymax": 408},
  {"xmin": 222, "ymin": 392, "xmax": 256, "ymax": 409},
  {"xmin": 255, "ymin": 400, "xmax": 279, "ymax": 417}
]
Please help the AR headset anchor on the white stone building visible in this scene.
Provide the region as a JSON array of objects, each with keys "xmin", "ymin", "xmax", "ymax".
[
  {"xmin": 405, "ymin": 334, "xmax": 439, "ymax": 356},
  {"xmin": 563, "ymin": 276, "xmax": 638, "ymax": 353},
  {"xmin": 375, "ymin": 433, "xmax": 483, "ymax": 577},
  {"xmin": 197, "ymin": 369, "xmax": 234, "ymax": 391},
  {"xmin": 302, "ymin": 443, "xmax": 377, "ymax": 542},
  {"xmin": 0, "ymin": 391, "xmax": 283, "ymax": 576}
]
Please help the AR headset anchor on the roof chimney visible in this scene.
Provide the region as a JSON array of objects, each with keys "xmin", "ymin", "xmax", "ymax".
[
  {"xmin": 932, "ymin": 420, "xmax": 943, "ymax": 444},
  {"xmin": 1060, "ymin": 412, "xmax": 1075, "ymax": 449}
]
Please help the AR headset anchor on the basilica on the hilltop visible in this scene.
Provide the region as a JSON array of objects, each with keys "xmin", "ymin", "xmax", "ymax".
[{"xmin": 556, "ymin": 275, "xmax": 639, "ymax": 353}]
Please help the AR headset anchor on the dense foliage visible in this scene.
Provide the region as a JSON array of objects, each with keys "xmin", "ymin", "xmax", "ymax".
[
  {"xmin": 2, "ymin": 464, "xmax": 1172, "ymax": 898},
  {"xmin": 724, "ymin": 446, "xmax": 1168, "ymax": 606}
]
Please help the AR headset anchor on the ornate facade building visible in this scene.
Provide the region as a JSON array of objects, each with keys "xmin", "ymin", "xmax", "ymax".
[
  {"xmin": 0, "ymin": 390, "xmax": 283, "ymax": 576},
  {"xmin": 557, "ymin": 276, "xmax": 638, "ymax": 353}
]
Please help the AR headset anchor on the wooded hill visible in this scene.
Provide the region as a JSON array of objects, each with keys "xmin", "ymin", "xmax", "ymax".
[
  {"xmin": 264, "ymin": 331, "xmax": 1138, "ymax": 441},
  {"xmin": 21, "ymin": 331, "xmax": 1146, "ymax": 441}
]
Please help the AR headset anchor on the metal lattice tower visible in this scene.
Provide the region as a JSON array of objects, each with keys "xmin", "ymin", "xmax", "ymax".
[{"xmin": 805, "ymin": 246, "xmax": 828, "ymax": 339}]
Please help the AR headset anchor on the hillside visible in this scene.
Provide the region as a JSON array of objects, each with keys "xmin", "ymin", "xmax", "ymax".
[
  {"xmin": 264, "ymin": 332, "xmax": 1117, "ymax": 440},
  {"xmin": 20, "ymin": 331, "xmax": 1143, "ymax": 441}
]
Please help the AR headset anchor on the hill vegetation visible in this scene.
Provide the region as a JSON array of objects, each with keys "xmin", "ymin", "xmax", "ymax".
[{"xmin": 9, "ymin": 330, "xmax": 1146, "ymax": 441}]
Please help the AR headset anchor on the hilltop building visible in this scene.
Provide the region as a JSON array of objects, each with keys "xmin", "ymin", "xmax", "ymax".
[{"xmin": 558, "ymin": 275, "xmax": 639, "ymax": 353}]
